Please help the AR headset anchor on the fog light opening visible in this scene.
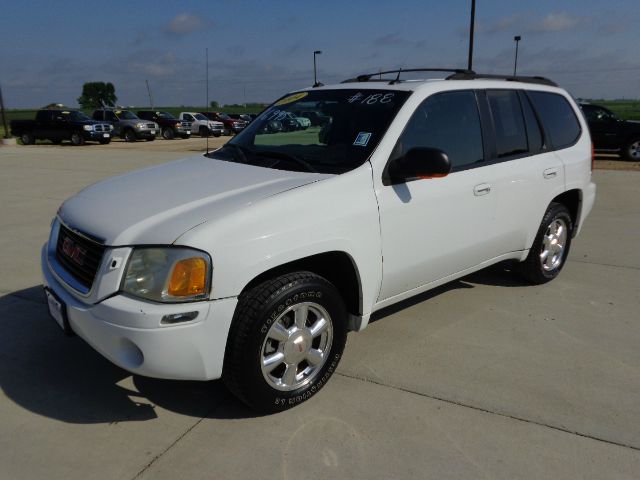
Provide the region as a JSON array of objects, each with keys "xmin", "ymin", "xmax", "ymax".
[{"xmin": 161, "ymin": 311, "xmax": 199, "ymax": 325}]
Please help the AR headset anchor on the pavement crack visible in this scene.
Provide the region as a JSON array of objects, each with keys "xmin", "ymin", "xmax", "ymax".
[
  {"xmin": 336, "ymin": 371, "xmax": 640, "ymax": 453},
  {"xmin": 130, "ymin": 398, "xmax": 224, "ymax": 480},
  {"xmin": 568, "ymin": 259, "xmax": 640, "ymax": 270}
]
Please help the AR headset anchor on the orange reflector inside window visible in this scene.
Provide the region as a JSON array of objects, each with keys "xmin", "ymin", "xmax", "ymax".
[{"xmin": 168, "ymin": 258, "xmax": 207, "ymax": 297}]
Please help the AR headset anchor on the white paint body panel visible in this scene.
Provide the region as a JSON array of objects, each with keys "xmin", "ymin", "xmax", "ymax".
[{"xmin": 43, "ymin": 78, "xmax": 596, "ymax": 380}]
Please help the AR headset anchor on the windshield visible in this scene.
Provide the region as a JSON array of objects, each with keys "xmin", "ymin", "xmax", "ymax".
[
  {"xmin": 63, "ymin": 111, "xmax": 92, "ymax": 122},
  {"xmin": 194, "ymin": 113, "xmax": 208, "ymax": 120},
  {"xmin": 207, "ymin": 89, "xmax": 410, "ymax": 174},
  {"xmin": 116, "ymin": 110, "xmax": 138, "ymax": 120},
  {"xmin": 218, "ymin": 113, "xmax": 231, "ymax": 120},
  {"xmin": 157, "ymin": 111, "xmax": 176, "ymax": 119}
]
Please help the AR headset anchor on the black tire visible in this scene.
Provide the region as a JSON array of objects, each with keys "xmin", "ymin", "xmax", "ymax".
[
  {"xmin": 123, "ymin": 129, "xmax": 137, "ymax": 142},
  {"xmin": 223, "ymin": 271, "xmax": 348, "ymax": 413},
  {"xmin": 20, "ymin": 132, "xmax": 35, "ymax": 145},
  {"xmin": 199, "ymin": 126, "xmax": 209, "ymax": 137},
  {"xmin": 162, "ymin": 128, "xmax": 175, "ymax": 140},
  {"xmin": 70, "ymin": 131, "xmax": 84, "ymax": 146},
  {"xmin": 146, "ymin": 137, "xmax": 155, "ymax": 142},
  {"xmin": 99, "ymin": 139, "xmax": 111, "ymax": 145},
  {"xmin": 621, "ymin": 137, "xmax": 640, "ymax": 162},
  {"xmin": 213, "ymin": 131, "xmax": 221, "ymax": 138},
  {"xmin": 519, "ymin": 202, "xmax": 573, "ymax": 284}
]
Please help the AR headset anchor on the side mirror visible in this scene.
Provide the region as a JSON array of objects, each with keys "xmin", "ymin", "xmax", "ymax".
[{"xmin": 385, "ymin": 147, "xmax": 451, "ymax": 185}]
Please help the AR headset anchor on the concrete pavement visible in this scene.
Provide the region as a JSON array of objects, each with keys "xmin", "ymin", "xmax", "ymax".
[{"xmin": 0, "ymin": 144, "xmax": 639, "ymax": 479}]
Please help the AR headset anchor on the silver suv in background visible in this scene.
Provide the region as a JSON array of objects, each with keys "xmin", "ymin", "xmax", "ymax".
[{"xmin": 92, "ymin": 109, "xmax": 158, "ymax": 142}]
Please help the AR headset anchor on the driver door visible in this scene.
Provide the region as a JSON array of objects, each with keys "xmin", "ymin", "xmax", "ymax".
[{"xmin": 376, "ymin": 90, "xmax": 501, "ymax": 301}]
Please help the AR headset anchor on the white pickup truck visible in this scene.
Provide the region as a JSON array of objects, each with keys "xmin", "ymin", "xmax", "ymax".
[
  {"xmin": 42, "ymin": 70, "xmax": 595, "ymax": 412},
  {"xmin": 179, "ymin": 112, "xmax": 224, "ymax": 137}
]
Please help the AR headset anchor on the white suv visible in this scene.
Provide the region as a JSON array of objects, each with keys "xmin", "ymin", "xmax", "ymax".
[{"xmin": 41, "ymin": 70, "xmax": 596, "ymax": 412}]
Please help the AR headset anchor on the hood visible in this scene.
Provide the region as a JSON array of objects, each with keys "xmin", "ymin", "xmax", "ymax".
[{"xmin": 58, "ymin": 155, "xmax": 329, "ymax": 245}]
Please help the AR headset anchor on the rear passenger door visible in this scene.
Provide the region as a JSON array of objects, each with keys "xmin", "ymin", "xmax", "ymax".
[{"xmin": 483, "ymin": 89, "xmax": 566, "ymax": 252}]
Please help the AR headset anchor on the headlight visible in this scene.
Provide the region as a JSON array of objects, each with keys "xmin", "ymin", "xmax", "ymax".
[
  {"xmin": 175, "ymin": 122, "xmax": 182, "ymax": 128},
  {"xmin": 122, "ymin": 247, "xmax": 211, "ymax": 303},
  {"xmin": 83, "ymin": 125, "xmax": 94, "ymax": 131},
  {"xmin": 136, "ymin": 122, "xmax": 146, "ymax": 129},
  {"xmin": 109, "ymin": 125, "xmax": 114, "ymax": 131}
]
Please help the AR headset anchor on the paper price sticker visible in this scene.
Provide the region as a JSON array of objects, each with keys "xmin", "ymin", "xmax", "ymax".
[{"xmin": 275, "ymin": 92, "xmax": 309, "ymax": 106}]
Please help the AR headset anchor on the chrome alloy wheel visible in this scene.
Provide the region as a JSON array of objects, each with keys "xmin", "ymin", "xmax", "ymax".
[
  {"xmin": 260, "ymin": 302, "xmax": 333, "ymax": 391},
  {"xmin": 540, "ymin": 218, "xmax": 568, "ymax": 271},
  {"xmin": 628, "ymin": 141, "xmax": 640, "ymax": 160}
]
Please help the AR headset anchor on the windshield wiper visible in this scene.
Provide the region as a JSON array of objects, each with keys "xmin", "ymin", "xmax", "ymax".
[
  {"xmin": 222, "ymin": 143, "xmax": 249, "ymax": 164},
  {"xmin": 253, "ymin": 150, "xmax": 317, "ymax": 173}
]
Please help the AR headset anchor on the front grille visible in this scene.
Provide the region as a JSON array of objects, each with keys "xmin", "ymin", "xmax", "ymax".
[
  {"xmin": 146, "ymin": 123, "xmax": 156, "ymax": 129},
  {"xmin": 93, "ymin": 124, "xmax": 110, "ymax": 132},
  {"xmin": 55, "ymin": 224, "xmax": 106, "ymax": 290}
]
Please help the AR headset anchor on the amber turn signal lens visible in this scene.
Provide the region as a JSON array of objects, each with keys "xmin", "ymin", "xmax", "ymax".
[{"xmin": 167, "ymin": 258, "xmax": 207, "ymax": 297}]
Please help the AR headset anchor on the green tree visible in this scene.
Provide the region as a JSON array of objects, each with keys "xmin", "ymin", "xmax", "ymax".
[
  {"xmin": 77, "ymin": 82, "xmax": 117, "ymax": 109},
  {"xmin": 209, "ymin": 100, "xmax": 220, "ymax": 109}
]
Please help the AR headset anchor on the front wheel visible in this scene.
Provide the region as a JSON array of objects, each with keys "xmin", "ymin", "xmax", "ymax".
[
  {"xmin": 70, "ymin": 131, "xmax": 84, "ymax": 146},
  {"xmin": 622, "ymin": 137, "xmax": 640, "ymax": 162},
  {"xmin": 223, "ymin": 272, "xmax": 347, "ymax": 413},
  {"xmin": 123, "ymin": 129, "xmax": 137, "ymax": 142},
  {"xmin": 519, "ymin": 202, "xmax": 573, "ymax": 284},
  {"xmin": 161, "ymin": 128, "xmax": 175, "ymax": 140},
  {"xmin": 20, "ymin": 132, "xmax": 35, "ymax": 145},
  {"xmin": 99, "ymin": 139, "xmax": 110, "ymax": 144}
]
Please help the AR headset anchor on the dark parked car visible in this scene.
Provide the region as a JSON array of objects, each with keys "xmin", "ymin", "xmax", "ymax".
[
  {"xmin": 92, "ymin": 109, "xmax": 158, "ymax": 142},
  {"xmin": 201, "ymin": 112, "xmax": 247, "ymax": 135},
  {"xmin": 10, "ymin": 109, "xmax": 112, "ymax": 145},
  {"xmin": 136, "ymin": 111, "xmax": 191, "ymax": 139},
  {"xmin": 580, "ymin": 103, "xmax": 640, "ymax": 161}
]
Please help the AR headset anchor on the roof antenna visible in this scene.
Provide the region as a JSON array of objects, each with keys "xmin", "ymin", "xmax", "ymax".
[
  {"xmin": 205, "ymin": 47, "xmax": 209, "ymax": 155},
  {"xmin": 389, "ymin": 68, "xmax": 402, "ymax": 85}
]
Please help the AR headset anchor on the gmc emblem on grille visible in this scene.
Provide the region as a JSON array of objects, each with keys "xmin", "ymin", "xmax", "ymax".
[{"xmin": 62, "ymin": 236, "xmax": 86, "ymax": 266}]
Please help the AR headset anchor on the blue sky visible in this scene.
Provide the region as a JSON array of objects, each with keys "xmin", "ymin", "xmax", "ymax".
[{"xmin": 0, "ymin": 0, "xmax": 638, "ymax": 108}]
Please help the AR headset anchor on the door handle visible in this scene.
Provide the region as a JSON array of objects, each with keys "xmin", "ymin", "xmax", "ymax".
[
  {"xmin": 543, "ymin": 167, "xmax": 558, "ymax": 179},
  {"xmin": 473, "ymin": 183, "xmax": 491, "ymax": 196}
]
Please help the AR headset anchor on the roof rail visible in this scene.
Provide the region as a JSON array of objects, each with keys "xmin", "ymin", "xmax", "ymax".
[
  {"xmin": 446, "ymin": 72, "xmax": 557, "ymax": 87},
  {"xmin": 342, "ymin": 68, "xmax": 474, "ymax": 84}
]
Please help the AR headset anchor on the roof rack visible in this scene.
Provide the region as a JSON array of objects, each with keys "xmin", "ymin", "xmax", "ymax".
[
  {"xmin": 342, "ymin": 68, "xmax": 474, "ymax": 84},
  {"xmin": 341, "ymin": 68, "xmax": 557, "ymax": 87},
  {"xmin": 446, "ymin": 72, "xmax": 557, "ymax": 87}
]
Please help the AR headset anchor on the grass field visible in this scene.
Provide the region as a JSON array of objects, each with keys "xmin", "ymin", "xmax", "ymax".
[{"xmin": 2, "ymin": 100, "xmax": 639, "ymax": 139}]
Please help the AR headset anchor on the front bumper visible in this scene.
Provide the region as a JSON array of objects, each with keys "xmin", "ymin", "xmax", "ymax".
[
  {"xmin": 41, "ymin": 244, "xmax": 237, "ymax": 381},
  {"xmin": 84, "ymin": 131, "xmax": 111, "ymax": 141},
  {"xmin": 134, "ymin": 129, "xmax": 157, "ymax": 139}
]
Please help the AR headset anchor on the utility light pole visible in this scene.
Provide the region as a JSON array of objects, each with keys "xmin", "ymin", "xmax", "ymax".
[
  {"xmin": 513, "ymin": 35, "xmax": 522, "ymax": 76},
  {"xmin": 206, "ymin": 47, "xmax": 209, "ymax": 109},
  {"xmin": 313, "ymin": 50, "xmax": 322, "ymax": 87},
  {"xmin": 467, "ymin": 0, "xmax": 476, "ymax": 71}
]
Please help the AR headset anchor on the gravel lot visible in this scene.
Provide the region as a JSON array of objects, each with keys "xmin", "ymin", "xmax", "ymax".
[{"xmin": 1, "ymin": 142, "xmax": 639, "ymax": 479}]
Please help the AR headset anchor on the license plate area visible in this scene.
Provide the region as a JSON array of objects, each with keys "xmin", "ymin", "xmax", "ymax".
[{"xmin": 44, "ymin": 287, "xmax": 73, "ymax": 336}]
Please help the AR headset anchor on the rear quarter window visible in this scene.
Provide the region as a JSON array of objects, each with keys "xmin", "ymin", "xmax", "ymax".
[{"xmin": 527, "ymin": 91, "xmax": 581, "ymax": 150}]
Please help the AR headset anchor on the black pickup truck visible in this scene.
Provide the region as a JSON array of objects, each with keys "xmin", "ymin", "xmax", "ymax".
[
  {"xmin": 136, "ymin": 111, "xmax": 191, "ymax": 139},
  {"xmin": 11, "ymin": 109, "xmax": 112, "ymax": 145},
  {"xmin": 580, "ymin": 103, "xmax": 640, "ymax": 161}
]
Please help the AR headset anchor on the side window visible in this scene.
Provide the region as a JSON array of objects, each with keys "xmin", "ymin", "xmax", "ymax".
[
  {"xmin": 392, "ymin": 91, "xmax": 484, "ymax": 170},
  {"xmin": 519, "ymin": 92, "xmax": 544, "ymax": 154},
  {"xmin": 487, "ymin": 90, "xmax": 528, "ymax": 157},
  {"xmin": 186, "ymin": 114, "xmax": 195, "ymax": 121},
  {"xmin": 527, "ymin": 92, "xmax": 581, "ymax": 150}
]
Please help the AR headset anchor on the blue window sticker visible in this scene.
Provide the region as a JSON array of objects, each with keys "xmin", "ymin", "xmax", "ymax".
[{"xmin": 353, "ymin": 132, "xmax": 372, "ymax": 147}]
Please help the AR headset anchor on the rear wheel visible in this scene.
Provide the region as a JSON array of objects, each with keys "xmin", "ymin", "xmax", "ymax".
[
  {"xmin": 20, "ymin": 132, "xmax": 35, "ymax": 145},
  {"xmin": 622, "ymin": 137, "xmax": 640, "ymax": 161},
  {"xmin": 223, "ymin": 271, "xmax": 347, "ymax": 413},
  {"xmin": 70, "ymin": 131, "xmax": 84, "ymax": 146},
  {"xmin": 519, "ymin": 203, "xmax": 573, "ymax": 284}
]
